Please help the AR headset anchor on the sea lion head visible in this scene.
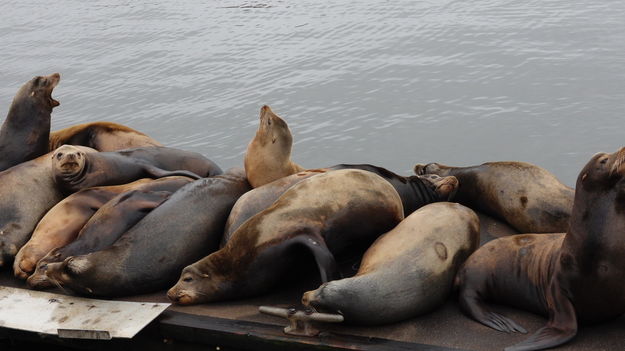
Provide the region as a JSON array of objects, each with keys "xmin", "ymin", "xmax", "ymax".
[
  {"xmin": 16, "ymin": 73, "xmax": 61, "ymax": 110},
  {"xmin": 44, "ymin": 255, "xmax": 96, "ymax": 294},
  {"xmin": 26, "ymin": 264, "xmax": 56, "ymax": 290},
  {"xmin": 257, "ymin": 105, "xmax": 293, "ymax": 148},
  {"xmin": 168, "ymin": 264, "xmax": 229, "ymax": 305},
  {"xmin": 26, "ymin": 249, "xmax": 63, "ymax": 289},
  {"xmin": 51, "ymin": 145, "xmax": 88, "ymax": 184},
  {"xmin": 417, "ymin": 174, "xmax": 459, "ymax": 200},
  {"xmin": 577, "ymin": 147, "xmax": 625, "ymax": 192},
  {"xmin": 571, "ymin": 147, "xmax": 625, "ymax": 230},
  {"xmin": 413, "ymin": 162, "xmax": 451, "ymax": 176},
  {"xmin": 301, "ymin": 282, "xmax": 345, "ymax": 314}
]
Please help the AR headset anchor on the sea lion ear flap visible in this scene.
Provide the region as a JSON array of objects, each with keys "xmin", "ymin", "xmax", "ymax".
[
  {"xmin": 505, "ymin": 279, "xmax": 577, "ymax": 351},
  {"xmin": 293, "ymin": 236, "xmax": 340, "ymax": 283}
]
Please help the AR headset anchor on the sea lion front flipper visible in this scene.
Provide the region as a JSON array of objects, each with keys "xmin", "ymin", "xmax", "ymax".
[
  {"xmin": 504, "ymin": 280, "xmax": 577, "ymax": 351},
  {"xmin": 143, "ymin": 165, "xmax": 202, "ymax": 180},
  {"xmin": 459, "ymin": 288, "xmax": 527, "ymax": 334},
  {"xmin": 293, "ymin": 235, "xmax": 339, "ymax": 283}
]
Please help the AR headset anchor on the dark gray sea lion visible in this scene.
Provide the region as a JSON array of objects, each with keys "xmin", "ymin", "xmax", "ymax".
[
  {"xmin": 0, "ymin": 73, "xmax": 60, "ymax": 171},
  {"xmin": 244, "ymin": 105, "xmax": 305, "ymax": 188},
  {"xmin": 456, "ymin": 147, "xmax": 625, "ymax": 351},
  {"xmin": 222, "ymin": 165, "xmax": 457, "ymax": 245},
  {"xmin": 168, "ymin": 169, "xmax": 404, "ymax": 305},
  {"xmin": 27, "ymin": 176, "xmax": 193, "ymax": 289},
  {"xmin": 302, "ymin": 202, "xmax": 479, "ymax": 325},
  {"xmin": 51, "ymin": 145, "xmax": 222, "ymax": 193},
  {"xmin": 0, "ymin": 146, "xmax": 96, "ymax": 267},
  {"xmin": 49, "ymin": 121, "xmax": 162, "ymax": 152},
  {"xmin": 13, "ymin": 178, "xmax": 155, "ymax": 279},
  {"xmin": 414, "ymin": 161, "xmax": 574, "ymax": 233},
  {"xmin": 44, "ymin": 169, "xmax": 250, "ymax": 296}
]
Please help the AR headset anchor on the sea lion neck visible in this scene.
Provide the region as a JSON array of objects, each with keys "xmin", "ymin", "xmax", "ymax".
[{"xmin": 406, "ymin": 176, "xmax": 439, "ymax": 205}]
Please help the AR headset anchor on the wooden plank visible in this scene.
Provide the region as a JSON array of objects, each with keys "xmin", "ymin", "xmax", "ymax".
[{"xmin": 159, "ymin": 310, "xmax": 467, "ymax": 351}]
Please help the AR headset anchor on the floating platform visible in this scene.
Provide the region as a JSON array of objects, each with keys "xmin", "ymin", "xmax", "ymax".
[{"xmin": 1, "ymin": 214, "xmax": 624, "ymax": 351}]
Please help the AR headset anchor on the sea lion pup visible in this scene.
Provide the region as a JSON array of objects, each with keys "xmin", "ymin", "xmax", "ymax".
[
  {"xmin": 49, "ymin": 121, "xmax": 162, "ymax": 152},
  {"xmin": 455, "ymin": 147, "xmax": 625, "ymax": 351},
  {"xmin": 51, "ymin": 145, "xmax": 222, "ymax": 193},
  {"xmin": 302, "ymin": 202, "xmax": 479, "ymax": 325},
  {"xmin": 244, "ymin": 105, "xmax": 305, "ymax": 188},
  {"xmin": 44, "ymin": 168, "xmax": 250, "ymax": 297},
  {"xmin": 27, "ymin": 176, "xmax": 193, "ymax": 289},
  {"xmin": 168, "ymin": 169, "xmax": 404, "ymax": 305},
  {"xmin": 0, "ymin": 73, "xmax": 60, "ymax": 171},
  {"xmin": 0, "ymin": 146, "xmax": 97, "ymax": 267},
  {"xmin": 414, "ymin": 161, "xmax": 574, "ymax": 233},
  {"xmin": 13, "ymin": 179, "xmax": 154, "ymax": 279},
  {"xmin": 221, "ymin": 165, "xmax": 458, "ymax": 245}
]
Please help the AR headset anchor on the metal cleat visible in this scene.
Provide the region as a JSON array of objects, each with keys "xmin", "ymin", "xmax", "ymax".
[{"xmin": 259, "ymin": 305, "xmax": 344, "ymax": 337}]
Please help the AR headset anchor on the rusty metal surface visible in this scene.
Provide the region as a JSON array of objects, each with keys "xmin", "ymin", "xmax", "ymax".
[{"xmin": 0, "ymin": 286, "xmax": 169, "ymax": 338}]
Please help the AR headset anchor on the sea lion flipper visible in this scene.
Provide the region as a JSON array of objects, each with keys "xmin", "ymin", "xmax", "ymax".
[
  {"xmin": 144, "ymin": 165, "xmax": 202, "ymax": 180},
  {"xmin": 295, "ymin": 235, "xmax": 339, "ymax": 282},
  {"xmin": 505, "ymin": 282, "xmax": 577, "ymax": 351},
  {"xmin": 459, "ymin": 289, "xmax": 527, "ymax": 334}
]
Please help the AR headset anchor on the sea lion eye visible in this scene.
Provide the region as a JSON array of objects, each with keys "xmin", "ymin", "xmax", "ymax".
[
  {"xmin": 600, "ymin": 158, "xmax": 608, "ymax": 164},
  {"xmin": 56, "ymin": 153, "xmax": 63, "ymax": 159},
  {"xmin": 182, "ymin": 276, "xmax": 193, "ymax": 282}
]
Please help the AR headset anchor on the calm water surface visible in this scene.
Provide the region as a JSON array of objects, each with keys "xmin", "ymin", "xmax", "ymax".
[{"xmin": 1, "ymin": 0, "xmax": 624, "ymax": 186}]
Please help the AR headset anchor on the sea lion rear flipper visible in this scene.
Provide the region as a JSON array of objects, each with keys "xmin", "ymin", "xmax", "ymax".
[
  {"xmin": 459, "ymin": 287, "xmax": 527, "ymax": 334},
  {"xmin": 143, "ymin": 165, "xmax": 202, "ymax": 180},
  {"xmin": 504, "ymin": 280, "xmax": 577, "ymax": 351},
  {"xmin": 294, "ymin": 236, "xmax": 339, "ymax": 283}
]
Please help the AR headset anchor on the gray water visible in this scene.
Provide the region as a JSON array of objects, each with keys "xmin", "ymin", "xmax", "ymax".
[{"xmin": 1, "ymin": 0, "xmax": 624, "ymax": 186}]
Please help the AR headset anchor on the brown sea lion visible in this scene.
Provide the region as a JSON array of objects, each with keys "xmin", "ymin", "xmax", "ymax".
[
  {"xmin": 27, "ymin": 190, "xmax": 175, "ymax": 290},
  {"xmin": 302, "ymin": 202, "xmax": 479, "ymax": 325},
  {"xmin": 44, "ymin": 169, "xmax": 251, "ymax": 297},
  {"xmin": 456, "ymin": 147, "xmax": 625, "ymax": 351},
  {"xmin": 414, "ymin": 161, "xmax": 574, "ymax": 233},
  {"xmin": 168, "ymin": 169, "xmax": 404, "ymax": 305},
  {"xmin": 222, "ymin": 164, "xmax": 458, "ymax": 245},
  {"xmin": 13, "ymin": 179, "xmax": 153, "ymax": 279},
  {"xmin": 27, "ymin": 176, "xmax": 193, "ymax": 289},
  {"xmin": 0, "ymin": 73, "xmax": 60, "ymax": 171},
  {"xmin": 51, "ymin": 145, "xmax": 222, "ymax": 193},
  {"xmin": 49, "ymin": 121, "xmax": 162, "ymax": 152},
  {"xmin": 0, "ymin": 146, "xmax": 97, "ymax": 267},
  {"xmin": 244, "ymin": 105, "xmax": 305, "ymax": 188}
]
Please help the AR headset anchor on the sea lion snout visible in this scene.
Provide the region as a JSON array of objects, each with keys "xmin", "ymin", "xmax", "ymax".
[
  {"xmin": 32, "ymin": 73, "xmax": 61, "ymax": 107},
  {"xmin": 52, "ymin": 145, "xmax": 86, "ymax": 174},
  {"xmin": 167, "ymin": 286, "xmax": 195, "ymax": 305},
  {"xmin": 301, "ymin": 290, "xmax": 317, "ymax": 307}
]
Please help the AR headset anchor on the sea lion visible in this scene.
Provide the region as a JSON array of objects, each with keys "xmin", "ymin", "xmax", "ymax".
[
  {"xmin": 49, "ymin": 121, "xmax": 162, "ymax": 152},
  {"xmin": 244, "ymin": 105, "xmax": 305, "ymax": 188},
  {"xmin": 27, "ymin": 176, "xmax": 193, "ymax": 289},
  {"xmin": 222, "ymin": 164, "xmax": 458, "ymax": 245},
  {"xmin": 456, "ymin": 147, "xmax": 625, "ymax": 351},
  {"xmin": 13, "ymin": 179, "xmax": 153, "ymax": 279},
  {"xmin": 51, "ymin": 145, "xmax": 222, "ymax": 193},
  {"xmin": 44, "ymin": 169, "xmax": 251, "ymax": 297},
  {"xmin": 27, "ymin": 190, "xmax": 175, "ymax": 290},
  {"xmin": 168, "ymin": 169, "xmax": 404, "ymax": 305},
  {"xmin": 0, "ymin": 73, "xmax": 60, "ymax": 171},
  {"xmin": 302, "ymin": 202, "xmax": 479, "ymax": 325},
  {"xmin": 0, "ymin": 146, "xmax": 96, "ymax": 267},
  {"xmin": 414, "ymin": 161, "xmax": 574, "ymax": 233}
]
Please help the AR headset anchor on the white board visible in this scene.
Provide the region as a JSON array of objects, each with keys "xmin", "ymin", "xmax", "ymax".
[{"xmin": 0, "ymin": 286, "xmax": 169, "ymax": 339}]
